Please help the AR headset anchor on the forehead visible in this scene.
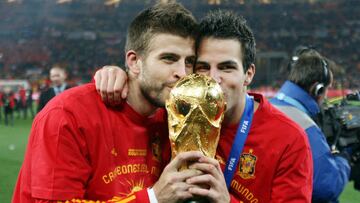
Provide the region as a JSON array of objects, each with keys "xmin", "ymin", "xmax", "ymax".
[
  {"xmin": 197, "ymin": 37, "xmax": 243, "ymax": 64},
  {"xmin": 147, "ymin": 33, "xmax": 195, "ymax": 56},
  {"xmin": 50, "ymin": 68, "xmax": 65, "ymax": 76}
]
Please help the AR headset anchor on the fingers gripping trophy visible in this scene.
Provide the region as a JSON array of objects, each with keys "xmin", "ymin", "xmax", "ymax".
[{"xmin": 165, "ymin": 74, "xmax": 226, "ymax": 202}]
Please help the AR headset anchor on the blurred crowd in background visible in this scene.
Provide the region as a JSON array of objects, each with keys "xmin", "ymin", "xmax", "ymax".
[{"xmin": 0, "ymin": 0, "xmax": 359, "ymax": 125}]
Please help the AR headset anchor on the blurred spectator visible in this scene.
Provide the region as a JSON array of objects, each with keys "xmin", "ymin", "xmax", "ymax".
[
  {"xmin": 17, "ymin": 85, "xmax": 27, "ymax": 119},
  {"xmin": 37, "ymin": 65, "xmax": 71, "ymax": 113},
  {"xmin": 2, "ymin": 87, "xmax": 15, "ymax": 126},
  {"xmin": 26, "ymin": 88, "xmax": 34, "ymax": 119},
  {"xmin": 0, "ymin": 88, "xmax": 3, "ymax": 123}
]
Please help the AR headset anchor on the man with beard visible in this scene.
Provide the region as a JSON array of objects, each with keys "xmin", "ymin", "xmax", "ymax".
[
  {"xmin": 95, "ymin": 10, "xmax": 313, "ymax": 203},
  {"xmin": 12, "ymin": 3, "xmax": 208, "ymax": 203}
]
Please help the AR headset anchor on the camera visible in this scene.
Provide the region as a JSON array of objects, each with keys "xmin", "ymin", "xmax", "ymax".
[{"xmin": 318, "ymin": 91, "xmax": 360, "ymax": 190}]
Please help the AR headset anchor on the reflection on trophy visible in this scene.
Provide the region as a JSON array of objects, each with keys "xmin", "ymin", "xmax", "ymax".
[{"xmin": 165, "ymin": 74, "xmax": 226, "ymax": 167}]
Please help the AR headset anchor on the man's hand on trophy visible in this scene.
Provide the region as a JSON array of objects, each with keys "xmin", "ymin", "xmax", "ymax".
[
  {"xmin": 152, "ymin": 151, "xmax": 206, "ymax": 203},
  {"xmin": 186, "ymin": 156, "xmax": 231, "ymax": 203},
  {"xmin": 94, "ymin": 65, "xmax": 128, "ymax": 106}
]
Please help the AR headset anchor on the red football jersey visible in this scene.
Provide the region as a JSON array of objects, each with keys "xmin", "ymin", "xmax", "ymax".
[
  {"xmin": 217, "ymin": 93, "xmax": 313, "ymax": 203},
  {"xmin": 12, "ymin": 83, "xmax": 170, "ymax": 203}
]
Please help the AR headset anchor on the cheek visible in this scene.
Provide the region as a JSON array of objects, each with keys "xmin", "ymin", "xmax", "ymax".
[
  {"xmin": 325, "ymin": 88, "xmax": 329, "ymax": 96},
  {"xmin": 152, "ymin": 65, "xmax": 171, "ymax": 79},
  {"xmin": 224, "ymin": 79, "xmax": 240, "ymax": 91},
  {"xmin": 197, "ymin": 72, "xmax": 210, "ymax": 77},
  {"xmin": 228, "ymin": 82, "xmax": 238, "ymax": 90}
]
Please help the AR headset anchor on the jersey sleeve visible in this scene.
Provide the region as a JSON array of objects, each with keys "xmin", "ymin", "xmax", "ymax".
[
  {"xmin": 270, "ymin": 130, "xmax": 313, "ymax": 202},
  {"xmin": 30, "ymin": 107, "xmax": 92, "ymax": 200}
]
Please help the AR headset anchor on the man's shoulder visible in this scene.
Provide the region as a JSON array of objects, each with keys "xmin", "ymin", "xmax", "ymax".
[
  {"xmin": 60, "ymin": 83, "xmax": 96, "ymax": 98},
  {"xmin": 40, "ymin": 83, "xmax": 101, "ymax": 113},
  {"xmin": 256, "ymin": 97, "xmax": 308, "ymax": 141},
  {"xmin": 272, "ymin": 104, "xmax": 316, "ymax": 131}
]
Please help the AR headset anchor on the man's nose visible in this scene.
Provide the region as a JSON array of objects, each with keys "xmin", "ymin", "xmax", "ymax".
[
  {"xmin": 209, "ymin": 68, "xmax": 221, "ymax": 84},
  {"xmin": 174, "ymin": 63, "xmax": 187, "ymax": 79}
]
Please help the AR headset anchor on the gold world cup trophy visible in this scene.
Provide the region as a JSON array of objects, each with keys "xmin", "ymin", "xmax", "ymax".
[{"xmin": 165, "ymin": 74, "xmax": 226, "ymax": 203}]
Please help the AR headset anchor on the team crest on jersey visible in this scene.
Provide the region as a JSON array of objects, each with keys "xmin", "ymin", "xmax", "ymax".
[{"xmin": 237, "ymin": 149, "xmax": 257, "ymax": 179}]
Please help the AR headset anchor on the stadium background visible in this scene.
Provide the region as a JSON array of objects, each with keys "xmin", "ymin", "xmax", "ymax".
[{"xmin": 0, "ymin": 0, "xmax": 359, "ymax": 202}]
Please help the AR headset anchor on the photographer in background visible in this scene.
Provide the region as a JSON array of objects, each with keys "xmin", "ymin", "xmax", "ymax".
[{"xmin": 271, "ymin": 48, "xmax": 351, "ymax": 203}]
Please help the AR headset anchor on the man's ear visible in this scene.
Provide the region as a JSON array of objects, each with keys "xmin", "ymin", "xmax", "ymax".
[
  {"xmin": 126, "ymin": 50, "xmax": 141, "ymax": 76},
  {"xmin": 244, "ymin": 63, "xmax": 256, "ymax": 86}
]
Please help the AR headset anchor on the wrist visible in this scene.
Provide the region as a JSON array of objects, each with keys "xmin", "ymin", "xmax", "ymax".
[{"xmin": 147, "ymin": 187, "xmax": 158, "ymax": 203}]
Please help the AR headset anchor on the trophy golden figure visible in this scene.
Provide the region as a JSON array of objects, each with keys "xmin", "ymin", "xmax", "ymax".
[{"xmin": 165, "ymin": 74, "xmax": 226, "ymax": 202}]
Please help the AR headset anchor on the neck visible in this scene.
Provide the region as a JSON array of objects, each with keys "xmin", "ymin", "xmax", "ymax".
[
  {"xmin": 126, "ymin": 80, "xmax": 158, "ymax": 117},
  {"xmin": 54, "ymin": 83, "xmax": 65, "ymax": 88},
  {"xmin": 224, "ymin": 95, "xmax": 246, "ymax": 125},
  {"xmin": 223, "ymin": 94, "xmax": 259, "ymax": 126}
]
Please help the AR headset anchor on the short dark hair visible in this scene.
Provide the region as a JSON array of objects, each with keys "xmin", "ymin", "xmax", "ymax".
[
  {"xmin": 195, "ymin": 10, "xmax": 256, "ymax": 71},
  {"xmin": 125, "ymin": 3, "xmax": 197, "ymax": 57},
  {"xmin": 50, "ymin": 64, "xmax": 67, "ymax": 73},
  {"xmin": 288, "ymin": 54, "xmax": 332, "ymax": 92}
]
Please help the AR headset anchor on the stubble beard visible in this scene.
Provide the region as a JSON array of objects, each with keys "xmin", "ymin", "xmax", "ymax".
[
  {"xmin": 138, "ymin": 64, "xmax": 168, "ymax": 108},
  {"xmin": 140, "ymin": 83, "xmax": 166, "ymax": 108}
]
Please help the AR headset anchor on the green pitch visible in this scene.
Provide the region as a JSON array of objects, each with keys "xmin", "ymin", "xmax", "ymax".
[
  {"xmin": 0, "ymin": 116, "xmax": 360, "ymax": 202},
  {"xmin": 0, "ymin": 117, "xmax": 32, "ymax": 203}
]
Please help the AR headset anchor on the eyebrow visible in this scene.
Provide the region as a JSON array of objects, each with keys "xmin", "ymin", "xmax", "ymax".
[
  {"xmin": 195, "ymin": 60, "xmax": 209, "ymax": 66},
  {"xmin": 186, "ymin": 55, "xmax": 196, "ymax": 60},
  {"xmin": 195, "ymin": 60, "xmax": 239, "ymax": 68},
  {"xmin": 185, "ymin": 55, "xmax": 196, "ymax": 64},
  {"xmin": 218, "ymin": 60, "xmax": 239, "ymax": 68},
  {"xmin": 158, "ymin": 52, "xmax": 180, "ymax": 58}
]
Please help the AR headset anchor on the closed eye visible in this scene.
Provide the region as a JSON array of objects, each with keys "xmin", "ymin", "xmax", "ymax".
[
  {"xmin": 218, "ymin": 61, "xmax": 239, "ymax": 73},
  {"xmin": 160, "ymin": 54, "xmax": 180, "ymax": 63},
  {"xmin": 219, "ymin": 65, "xmax": 237, "ymax": 72},
  {"xmin": 194, "ymin": 61, "xmax": 210, "ymax": 73}
]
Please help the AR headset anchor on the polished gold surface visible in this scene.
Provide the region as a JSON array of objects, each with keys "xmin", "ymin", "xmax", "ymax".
[{"xmin": 165, "ymin": 74, "xmax": 226, "ymax": 162}]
